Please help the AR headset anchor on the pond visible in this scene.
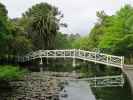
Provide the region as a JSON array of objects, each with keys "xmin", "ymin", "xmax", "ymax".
[
  {"xmin": 60, "ymin": 81, "xmax": 96, "ymax": 100},
  {"xmin": 0, "ymin": 72, "xmax": 132, "ymax": 100},
  {"xmin": 91, "ymin": 76, "xmax": 133, "ymax": 100},
  {"xmin": 59, "ymin": 76, "xmax": 133, "ymax": 100},
  {"xmin": 46, "ymin": 63, "xmax": 133, "ymax": 100}
]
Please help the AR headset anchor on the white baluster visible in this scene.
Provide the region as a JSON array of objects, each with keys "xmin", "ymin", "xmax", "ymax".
[
  {"xmin": 39, "ymin": 57, "xmax": 43, "ymax": 72},
  {"xmin": 73, "ymin": 49, "xmax": 76, "ymax": 68}
]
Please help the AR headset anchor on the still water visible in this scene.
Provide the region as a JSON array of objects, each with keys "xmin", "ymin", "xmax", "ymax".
[
  {"xmin": 59, "ymin": 78, "xmax": 132, "ymax": 100},
  {"xmin": 60, "ymin": 81, "xmax": 96, "ymax": 100}
]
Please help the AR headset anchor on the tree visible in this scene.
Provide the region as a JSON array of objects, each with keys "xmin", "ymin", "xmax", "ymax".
[
  {"xmin": 99, "ymin": 5, "xmax": 133, "ymax": 55},
  {"xmin": 22, "ymin": 3, "xmax": 62, "ymax": 50},
  {"xmin": 72, "ymin": 11, "xmax": 110, "ymax": 50},
  {"xmin": 0, "ymin": 2, "xmax": 11, "ymax": 57},
  {"xmin": 55, "ymin": 32, "xmax": 71, "ymax": 49},
  {"xmin": 8, "ymin": 19, "xmax": 33, "ymax": 56},
  {"xmin": 88, "ymin": 5, "xmax": 133, "ymax": 63},
  {"xmin": 111, "ymin": 34, "xmax": 133, "ymax": 63},
  {"xmin": 0, "ymin": 2, "xmax": 7, "ymax": 19},
  {"xmin": 72, "ymin": 36, "xmax": 90, "ymax": 49}
]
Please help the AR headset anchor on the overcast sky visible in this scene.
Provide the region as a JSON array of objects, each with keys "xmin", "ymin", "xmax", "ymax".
[{"xmin": 1, "ymin": 0, "xmax": 133, "ymax": 35}]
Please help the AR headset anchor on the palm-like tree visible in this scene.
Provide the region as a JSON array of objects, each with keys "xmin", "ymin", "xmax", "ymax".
[{"xmin": 23, "ymin": 3, "xmax": 61, "ymax": 50}]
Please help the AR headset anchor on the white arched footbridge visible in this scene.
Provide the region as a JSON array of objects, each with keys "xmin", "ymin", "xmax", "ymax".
[
  {"xmin": 17, "ymin": 49, "xmax": 124, "ymax": 69},
  {"xmin": 16, "ymin": 49, "xmax": 127, "ymax": 87}
]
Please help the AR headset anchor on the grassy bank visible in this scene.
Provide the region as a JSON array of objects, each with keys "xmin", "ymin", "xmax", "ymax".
[{"xmin": 0, "ymin": 65, "xmax": 27, "ymax": 81}]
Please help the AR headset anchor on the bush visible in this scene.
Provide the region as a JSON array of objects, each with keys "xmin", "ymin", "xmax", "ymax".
[{"xmin": 0, "ymin": 65, "xmax": 27, "ymax": 81}]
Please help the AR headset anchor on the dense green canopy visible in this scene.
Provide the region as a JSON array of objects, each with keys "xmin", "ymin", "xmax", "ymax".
[
  {"xmin": 22, "ymin": 3, "xmax": 61, "ymax": 50},
  {"xmin": 0, "ymin": 3, "xmax": 10, "ymax": 56},
  {"xmin": 73, "ymin": 5, "xmax": 133, "ymax": 64}
]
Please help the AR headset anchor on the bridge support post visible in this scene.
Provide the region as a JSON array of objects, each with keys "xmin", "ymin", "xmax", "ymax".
[
  {"xmin": 73, "ymin": 58, "xmax": 76, "ymax": 68},
  {"xmin": 39, "ymin": 57, "xmax": 43, "ymax": 72},
  {"xmin": 73, "ymin": 49, "xmax": 76, "ymax": 68}
]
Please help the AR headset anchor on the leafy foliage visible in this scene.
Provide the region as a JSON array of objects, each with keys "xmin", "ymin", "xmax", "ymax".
[
  {"xmin": 72, "ymin": 36, "xmax": 90, "ymax": 49},
  {"xmin": 55, "ymin": 32, "xmax": 80, "ymax": 49},
  {"xmin": 0, "ymin": 3, "xmax": 7, "ymax": 17},
  {"xmin": 97, "ymin": 5, "xmax": 133, "ymax": 64},
  {"xmin": 22, "ymin": 3, "xmax": 62, "ymax": 50},
  {"xmin": 0, "ymin": 3, "xmax": 10, "ymax": 56},
  {"xmin": 73, "ymin": 5, "xmax": 133, "ymax": 64},
  {"xmin": 0, "ymin": 65, "xmax": 27, "ymax": 80}
]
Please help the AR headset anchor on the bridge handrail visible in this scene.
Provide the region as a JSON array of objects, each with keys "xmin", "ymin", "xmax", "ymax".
[
  {"xmin": 26, "ymin": 49, "xmax": 122, "ymax": 59},
  {"xmin": 17, "ymin": 49, "xmax": 124, "ymax": 68}
]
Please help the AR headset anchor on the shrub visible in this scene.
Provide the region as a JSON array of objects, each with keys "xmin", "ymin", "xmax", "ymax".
[{"xmin": 0, "ymin": 65, "xmax": 27, "ymax": 81}]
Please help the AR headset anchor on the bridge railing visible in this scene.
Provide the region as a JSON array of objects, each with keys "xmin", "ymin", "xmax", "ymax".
[
  {"xmin": 17, "ymin": 49, "xmax": 124, "ymax": 68},
  {"xmin": 76, "ymin": 49, "xmax": 124, "ymax": 68}
]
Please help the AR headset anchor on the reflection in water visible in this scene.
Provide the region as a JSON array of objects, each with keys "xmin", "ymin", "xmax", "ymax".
[
  {"xmin": 60, "ymin": 81, "xmax": 96, "ymax": 100},
  {"xmin": 92, "ymin": 77, "xmax": 133, "ymax": 100}
]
